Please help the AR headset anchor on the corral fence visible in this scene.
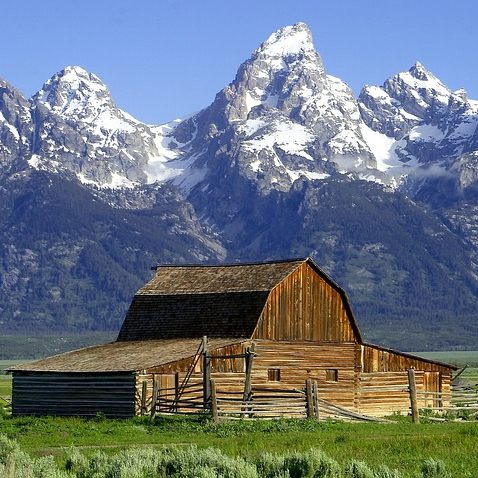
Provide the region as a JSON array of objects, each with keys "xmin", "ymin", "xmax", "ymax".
[
  {"xmin": 143, "ymin": 337, "xmax": 477, "ymax": 423},
  {"xmin": 148, "ymin": 379, "xmax": 316, "ymax": 420},
  {"xmin": 145, "ymin": 369, "xmax": 478, "ymax": 423},
  {"xmin": 359, "ymin": 368, "xmax": 478, "ymax": 423},
  {"xmin": 147, "ymin": 377, "xmax": 388, "ymax": 422},
  {"xmin": 212, "ymin": 381, "xmax": 312, "ymax": 420}
]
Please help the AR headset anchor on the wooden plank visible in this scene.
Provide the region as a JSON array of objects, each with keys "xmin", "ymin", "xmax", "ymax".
[
  {"xmin": 408, "ymin": 368, "xmax": 420, "ymax": 424},
  {"xmin": 141, "ymin": 380, "xmax": 148, "ymax": 416},
  {"xmin": 150, "ymin": 376, "xmax": 158, "ymax": 419},
  {"xmin": 306, "ymin": 379, "xmax": 313, "ymax": 418},
  {"xmin": 202, "ymin": 336, "xmax": 211, "ymax": 410},
  {"xmin": 312, "ymin": 380, "xmax": 319, "ymax": 419},
  {"xmin": 210, "ymin": 379, "xmax": 218, "ymax": 422}
]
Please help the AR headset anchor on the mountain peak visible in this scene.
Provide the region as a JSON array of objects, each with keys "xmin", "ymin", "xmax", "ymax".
[
  {"xmin": 408, "ymin": 61, "xmax": 431, "ymax": 81},
  {"xmin": 33, "ymin": 65, "xmax": 111, "ymax": 115},
  {"xmin": 256, "ymin": 22, "xmax": 315, "ymax": 58}
]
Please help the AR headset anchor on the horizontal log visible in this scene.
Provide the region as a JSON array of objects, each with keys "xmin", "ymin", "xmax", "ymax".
[{"xmin": 218, "ymin": 410, "xmax": 306, "ymax": 416}]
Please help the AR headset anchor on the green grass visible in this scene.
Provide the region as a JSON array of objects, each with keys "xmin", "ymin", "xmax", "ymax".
[
  {"xmin": 411, "ymin": 350, "xmax": 478, "ymax": 368},
  {"xmin": 0, "ymin": 415, "xmax": 477, "ymax": 477},
  {"xmin": 0, "ymin": 333, "xmax": 115, "ymax": 360},
  {"xmin": 0, "ymin": 361, "xmax": 17, "ymax": 400}
]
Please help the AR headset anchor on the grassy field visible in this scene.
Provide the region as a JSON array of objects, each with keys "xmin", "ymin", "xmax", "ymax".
[
  {"xmin": 411, "ymin": 350, "xmax": 478, "ymax": 367},
  {"xmin": 0, "ymin": 415, "xmax": 478, "ymax": 477},
  {"xmin": 0, "ymin": 360, "xmax": 20, "ymax": 399},
  {"xmin": 0, "ymin": 333, "xmax": 115, "ymax": 360}
]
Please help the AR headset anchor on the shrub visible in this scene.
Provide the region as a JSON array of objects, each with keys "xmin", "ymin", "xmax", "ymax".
[
  {"xmin": 373, "ymin": 465, "xmax": 401, "ymax": 478},
  {"xmin": 420, "ymin": 459, "xmax": 450, "ymax": 478},
  {"xmin": 255, "ymin": 452, "xmax": 288, "ymax": 478},
  {"xmin": 256, "ymin": 449, "xmax": 341, "ymax": 478},
  {"xmin": 0, "ymin": 434, "xmax": 69, "ymax": 478},
  {"xmin": 344, "ymin": 460, "xmax": 374, "ymax": 478}
]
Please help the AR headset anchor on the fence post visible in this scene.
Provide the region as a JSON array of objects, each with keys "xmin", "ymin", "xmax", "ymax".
[
  {"xmin": 306, "ymin": 379, "xmax": 313, "ymax": 418},
  {"xmin": 210, "ymin": 378, "xmax": 219, "ymax": 422},
  {"xmin": 141, "ymin": 380, "xmax": 148, "ymax": 416},
  {"xmin": 408, "ymin": 368, "xmax": 420, "ymax": 424},
  {"xmin": 150, "ymin": 376, "xmax": 158, "ymax": 419},
  {"xmin": 202, "ymin": 336, "xmax": 211, "ymax": 410},
  {"xmin": 243, "ymin": 343, "xmax": 256, "ymax": 400},
  {"xmin": 174, "ymin": 372, "xmax": 180, "ymax": 412},
  {"xmin": 312, "ymin": 380, "xmax": 320, "ymax": 419}
]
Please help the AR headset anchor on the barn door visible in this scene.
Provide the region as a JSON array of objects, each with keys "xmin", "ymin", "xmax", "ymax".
[
  {"xmin": 423, "ymin": 372, "xmax": 440, "ymax": 408},
  {"xmin": 157, "ymin": 374, "xmax": 177, "ymax": 412}
]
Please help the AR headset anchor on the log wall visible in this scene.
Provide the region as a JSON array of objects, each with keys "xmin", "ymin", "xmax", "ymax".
[
  {"xmin": 253, "ymin": 262, "xmax": 356, "ymax": 341},
  {"xmin": 250, "ymin": 340, "xmax": 357, "ymax": 410},
  {"xmin": 138, "ymin": 341, "xmax": 454, "ymax": 418},
  {"xmin": 359, "ymin": 344, "xmax": 452, "ymax": 373},
  {"xmin": 141, "ymin": 340, "xmax": 358, "ymax": 414},
  {"xmin": 12, "ymin": 372, "xmax": 135, "ymax": 418},
  {"xmin": 356, "ymin": 344, "xmax": 453, "ymax": 416}
]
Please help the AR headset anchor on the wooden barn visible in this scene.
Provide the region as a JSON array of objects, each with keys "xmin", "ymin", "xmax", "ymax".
[{"xmin": 7, "ymin": 258, "xmax": 457, "ymax": 419}]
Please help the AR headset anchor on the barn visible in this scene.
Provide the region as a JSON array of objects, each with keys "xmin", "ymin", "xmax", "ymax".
[{"xmin": 7, "ymin": 258, "xmax": 456, "ymax": 418}]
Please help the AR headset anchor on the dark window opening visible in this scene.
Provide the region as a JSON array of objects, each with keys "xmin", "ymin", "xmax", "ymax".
[
  {"xmin": 268, "ymin": 368, "xmax": 281, "ymax": 381},
  {"xmin": 326, "ymin": 369, "xmax": 339, "ymax": 382}
]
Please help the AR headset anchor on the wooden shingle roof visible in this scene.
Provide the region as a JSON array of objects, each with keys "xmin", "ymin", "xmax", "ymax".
[
  {"xmin": 7, "ymin": 338, "xmax": 246, "ymax": 373},
  {"xmin": 117, "ymin": 259, "xmax": 304, "ymax": 341},
  {"xmin": 140, "ymin": 259, "xmax": 305, "ymax": 294}
]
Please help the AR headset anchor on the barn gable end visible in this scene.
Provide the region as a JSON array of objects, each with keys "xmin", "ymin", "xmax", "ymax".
[{"xmin": 253, "ymin": 261, "xmax": 359, "ymax": 341}]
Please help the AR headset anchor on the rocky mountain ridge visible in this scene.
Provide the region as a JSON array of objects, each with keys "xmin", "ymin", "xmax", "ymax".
[{"xmin": 1, "ymin": 22, "xmax": 477, "ymax": 349}]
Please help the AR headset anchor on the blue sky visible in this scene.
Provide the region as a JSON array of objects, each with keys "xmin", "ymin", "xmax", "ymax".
[{"xmin": 2, "ymin": 0, "xmax": 477, "ymax": 124}]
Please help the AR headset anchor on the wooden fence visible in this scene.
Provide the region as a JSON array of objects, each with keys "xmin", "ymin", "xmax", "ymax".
[
  {"xmin": 143, "ymin": 367, "xmax": 478, "ymax": 423},
  {"xmin": 147, "ymin": 378, "xmax": 390, "ymax": 422},
  {"xmin": 212, "ymin": 381, "xmax": 313, "ymax": 420}
]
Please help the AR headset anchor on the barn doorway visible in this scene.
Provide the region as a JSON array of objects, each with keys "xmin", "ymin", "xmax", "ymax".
[{"xmin": 423, "ymin": 371, "xmax": 441, "ymax": 408}]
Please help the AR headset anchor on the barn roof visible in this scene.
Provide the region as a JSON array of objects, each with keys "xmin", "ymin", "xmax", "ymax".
[
  {"xmin": 7, "ymin": 338, "xmax": 246, "ymax": 373},
  {"xmin": 141, "ymin": 259, "xmax": 305, "ymax": 294},
  {"xmin": 117, "ymin": 259, "xmax": 305, "ymax": 341}
]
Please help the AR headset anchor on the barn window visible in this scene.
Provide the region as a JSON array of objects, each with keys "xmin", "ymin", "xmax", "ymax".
[
  {"xmin": 326, "ymin": 369, "xmax": 339, "ymax": 382},
  {"xmin": 268, "ymin": 368, "xmax": 281, "ymax": 381}
]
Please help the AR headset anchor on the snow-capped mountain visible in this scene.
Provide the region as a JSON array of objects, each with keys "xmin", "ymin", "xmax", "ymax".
[
  {"xmin": 4, "ymin": 23, "xmax": 478, "ymax": 200},
  {"xmin": 169, "ymin": 23, "xmax": 379, "ymax": 194},
  {"xmin": 359, "ymin": 62, "xmax": 478, "ymax": 190},
  {"xmin": 0, "ymin": 79, "xmax": 33, "ymax": 173},
  {"xmin": 1, "ymin": 22, "xmax": 478, "ymax": 350}
]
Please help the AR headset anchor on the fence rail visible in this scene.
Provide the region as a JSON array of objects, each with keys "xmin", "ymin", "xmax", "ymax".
[{"xmin": 143, "ymin": 363, "xmax": 478, "ymax": 423}]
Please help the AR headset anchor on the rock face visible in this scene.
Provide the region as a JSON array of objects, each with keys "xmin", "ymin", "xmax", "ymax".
[
  {"xmin": 0, "ymin": 79, "xmax": 33, "ymax": 175},
  {"xmin": 358, "ymin": 62, "xmax": 478, "ymax": 185},
  {"xmin": 1, "ymin": 22, "xmax": 478, "ymax": 349},
  {"xmin": 181, "ymin": 23, "xmax": 377, "ymax": 197},
  {"xmin": 30, "ymin": 66, "xmax": 164, "ymax": 187}
]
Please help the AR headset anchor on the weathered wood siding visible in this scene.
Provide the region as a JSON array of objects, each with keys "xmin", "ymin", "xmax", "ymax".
[
  {"xmin": 253, "ymin": 263, "xmax": 356, "ymax": 341},
  {"xmin": 359, "ymin": 344, "xmax": 452, "ymax": 373},
  {"xmin": 357, "ymin": 370, "xmax": 452, "ymax": 416},
  {"xmin": 356, "ymin": 345, "xmax": 452, "ymax": 416},
  {"xmin": 141, "ymin": 341, "xmax": 357, "ymax": 413},
  {"xmin": 250, "ymin": 341, "xmax": 357, "ymax": 409},
  {"xmin": 12, "ymin": 373, "xmax": 135, "ymax": 418},
  {"xmin": 137, "ymin": 341, "xmax": 454, "ymax": 418}
]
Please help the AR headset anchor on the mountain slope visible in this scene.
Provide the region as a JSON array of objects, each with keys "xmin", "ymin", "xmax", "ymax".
[
  {"xmin": 0, "ymin": 171, "xmax": 224, "ymax": 332},
  {"xmin": 0, "ymin": 22, "xmax": 477, "ymax": 349}
]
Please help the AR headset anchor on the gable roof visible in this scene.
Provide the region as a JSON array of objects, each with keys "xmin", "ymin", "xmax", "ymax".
[
  {"xmin": 141, "ymin": 259, "xmax": 305, "ymax": 294},
  {"xmin": 117, "ymin": 259, "xmax": 304, "ymax": 341}
]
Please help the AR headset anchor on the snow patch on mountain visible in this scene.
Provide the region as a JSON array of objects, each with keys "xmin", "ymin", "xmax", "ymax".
[
  {"xmin": 260, "ymin": 22, "xmax": 315, "ymax": 58},
  {"xmin": 242, "ymin": 119, "xmax": 314, "ymax": 158}
]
